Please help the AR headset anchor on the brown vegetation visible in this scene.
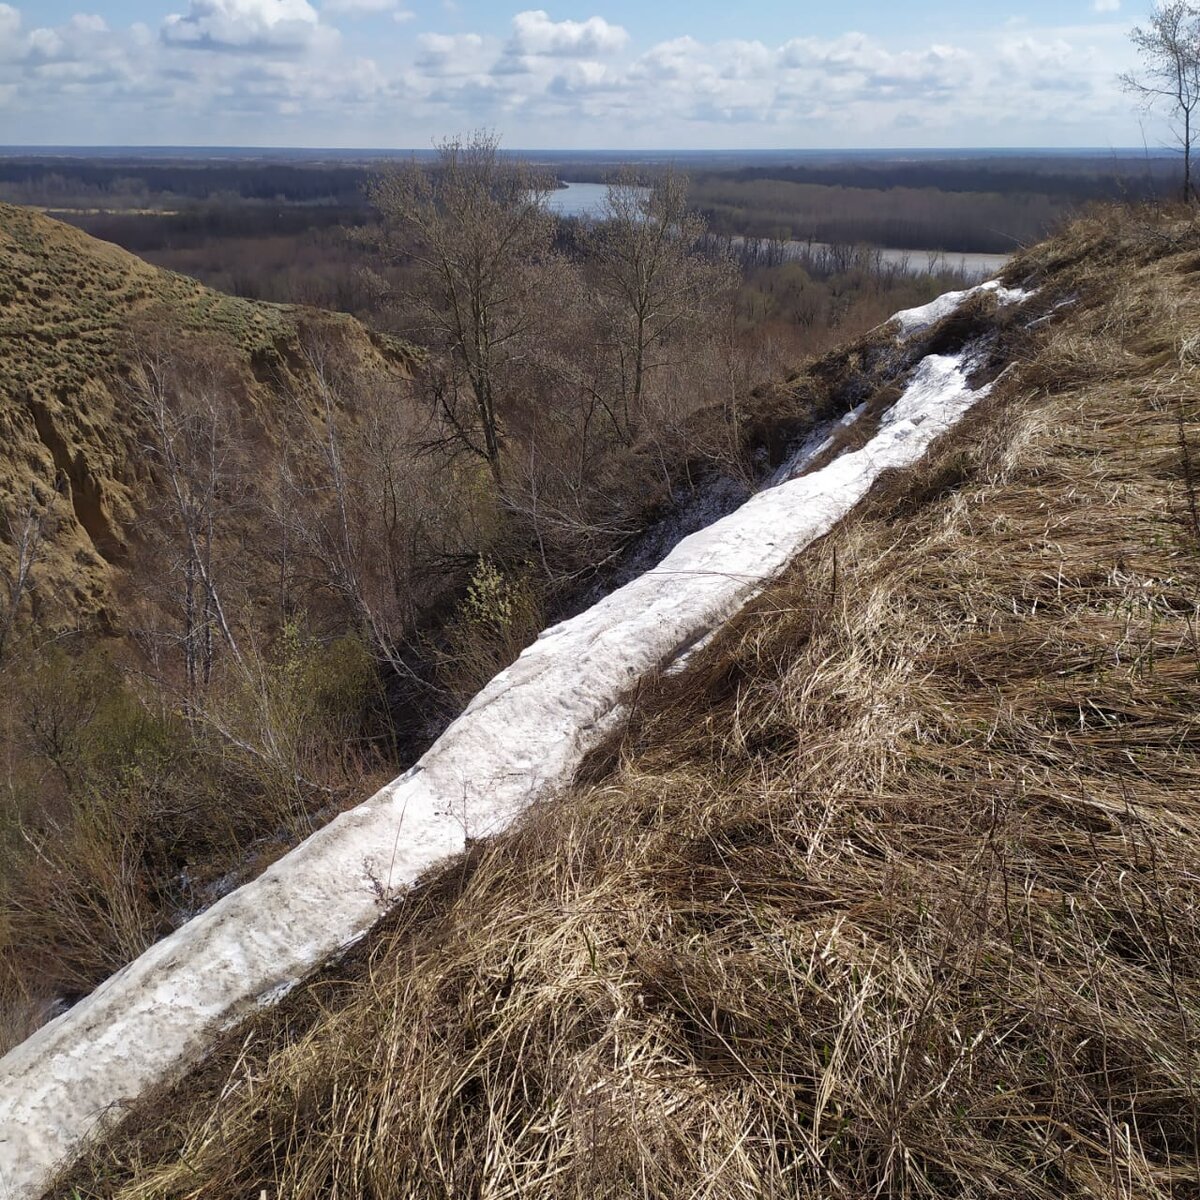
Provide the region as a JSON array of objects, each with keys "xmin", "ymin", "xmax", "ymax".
[
  {"xmin": 50, "ymin": 204, "xmax": 1200, "ymax": 1198},
  {"xmin": 687, "ymin": 173, "xmax": 1061, "ymax": 253},
  {"xmin": 0, "ymin": 203, "xmax": 423, "ymax": 1045},
  {"xmin": 0, "ymin": 159, "xmax": 976, "ymax": 1053},
  {"xmin": 0, "ymin": 200, "xmax": 419, "ymax": 631}
]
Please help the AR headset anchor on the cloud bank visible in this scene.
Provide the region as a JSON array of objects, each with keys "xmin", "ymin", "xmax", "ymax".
[{"xmin": 0, "ymin": 3, "xmax": 1137, "ymax": 147}]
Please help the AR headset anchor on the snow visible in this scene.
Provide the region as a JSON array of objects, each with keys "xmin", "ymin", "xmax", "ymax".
[
  {"xmin": 607, "ymin": 400, "xmax": 869, "ymax": 609},
  {"xmin": 768, "ymin": 401, "xmax": 868, "ymax": 488},
  {"xmin": 0, "ymin": 287, "xmax": 1027, "ymax": 1200},
  {"xmin": 890, "ymin": 279, "xmax": 1033, "ymax": 337},
  {"xmin": 590, "ymin": 472, "xmax": 752, "ymax": 602}
]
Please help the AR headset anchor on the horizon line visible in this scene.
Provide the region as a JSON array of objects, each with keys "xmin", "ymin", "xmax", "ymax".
[{"xmin": 0, "ymin": 144, "xmax": 1173, "ymax": 156}]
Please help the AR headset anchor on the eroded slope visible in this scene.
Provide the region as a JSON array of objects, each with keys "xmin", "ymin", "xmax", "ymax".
[
  {"xmin": 48, "ymin": 207, "xmax": 1200, "ymax": 1200},
  {"xmin": 0, "ymin": 203, "xmax": 417, "ymax": 629}
]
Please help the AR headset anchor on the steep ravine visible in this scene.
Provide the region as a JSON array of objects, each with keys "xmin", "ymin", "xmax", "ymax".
[
  {"xmin": 0, "ymin": 203, "xmax": 420, "ymax": 632},
  {"xmin": 0, "ymin": 280, "xmax": 1038, "ymax": 1200}
]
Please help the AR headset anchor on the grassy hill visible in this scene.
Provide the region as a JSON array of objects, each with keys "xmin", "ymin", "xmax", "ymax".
[
  {"xmin": 0, "ymin": 206, "xmax": 429, "ymax": 1052},
  {"xmin": 0, "ymin": 202, "xmax": 418, "ymax": 631},
  {"xmin": 49, "ymin": 206, "xmax": 1200, "ymax": 1198}
]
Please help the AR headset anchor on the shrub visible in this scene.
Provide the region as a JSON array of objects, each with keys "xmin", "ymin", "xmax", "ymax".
[{"xmin": 436, "ymin": 557, "xmax": 544, "ymax": 706}]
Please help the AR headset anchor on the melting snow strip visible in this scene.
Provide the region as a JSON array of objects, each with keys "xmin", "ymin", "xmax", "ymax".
[
  {"xmin": 767, "ymin": 401, "xmax": 869, "ymax": 489},
  {"xmin": 0, "ymin": 288, "xmax": 1028, "ymax": 1200},
  {"xmin": 891, "ymin": 279, "xmax": 1034, "ymax": 337}
]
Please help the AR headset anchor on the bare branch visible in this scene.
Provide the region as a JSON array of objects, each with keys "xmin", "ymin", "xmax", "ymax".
[{"xmin": 1123, "ymin": 2, "xmax": 1200, "ymax": 200}]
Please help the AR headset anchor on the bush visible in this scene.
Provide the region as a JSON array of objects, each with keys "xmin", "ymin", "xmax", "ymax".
[
  {"xmin": 0, "ymin": 627, "xmax": 389, "ymax": 1052},
  {"xmin": 436, "ymin": 558, "xmax": 544, "ymax": 706}
]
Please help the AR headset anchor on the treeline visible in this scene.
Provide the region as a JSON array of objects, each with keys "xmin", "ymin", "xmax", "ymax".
[
  {"xmin": 3, "ymin": 150, "xmax": 1172, "ymax": 258},
  {"xmin": 59, "ymin": 206, "xmax": 375, "ymax": 309},
  {"xmin": 707, "ymin": 155, "xmax": 1176, "ymax": 199},
  {"xmin": 53, "ymin": 206, "xmax": 380, "ymax": 309},
  {"xmin": 0, "ymin": 159, "xmax": 373, "ymax": 209},
  {"xmin": 689, "ymin": 176, "xmax": 1068, "ymax": 253},
  {"xmin": 72, "ymin": 203, "xmax": 365, "ymax": 248}
]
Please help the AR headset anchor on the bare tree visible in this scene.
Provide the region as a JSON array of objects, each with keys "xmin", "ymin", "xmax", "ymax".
[
  {"xmin": 0, "ymin": 485, "xmax": 55, "ymax": 662},
  {"xmin": 1123, "ymin": 2, "xmax": 1200, "ymax": 203},
  {"xmin": 587, "ymin": 167, "xmax": 737, "ymax": 442},
  {"xmin": 369, "ymin": 132, "xmax": 560, "ymax": 493},
  {"xmin": 274, "ymin": 333, "xmax": 429, "ymax": 681},
  {"xmin": 129, "ymin": 346, "xmax": 246, "ymax": 690}
]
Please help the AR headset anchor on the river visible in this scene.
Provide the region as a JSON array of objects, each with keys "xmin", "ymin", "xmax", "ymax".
[{"xmin": 548, "ymin": 181, "xmax": 1010, "ymax": 279}]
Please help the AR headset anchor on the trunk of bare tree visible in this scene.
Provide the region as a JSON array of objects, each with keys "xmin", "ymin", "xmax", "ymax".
[
  {"xmin": 1186, "ymin": 108, "xmax": 1192, "ymax": 203},
  {"xmin": 474, "ymin": 374, "xmax": 505, "ymax": 492},
  {"xmin": 133, "ymin": 352, "xmax": 246, "ymax": 682},
  {"xmin": 184, "ymin": 551, "xmax": 197, "ymax": 693},
  {"xmin": 631, "ymin": 309, "xmax": 647, "ymax": 440}
]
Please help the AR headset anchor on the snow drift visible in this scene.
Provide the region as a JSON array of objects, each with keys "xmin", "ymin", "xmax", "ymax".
[
  {"xmin": 891, "ymin": 278, "xmax": 1030, "ymax": 337},
  {"xmin": 0, "ymin": 283, "xmax": 1029, "ymax": 1200}
]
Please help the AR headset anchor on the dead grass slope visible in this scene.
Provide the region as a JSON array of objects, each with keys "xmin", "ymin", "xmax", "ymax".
[
  {"xmin": 61, "ymin": 206, "xmax": 1200, "ymax": 1199},
  {"xmin": 0, "ymin": 202, "xmax": 417, "ymax": 630}
]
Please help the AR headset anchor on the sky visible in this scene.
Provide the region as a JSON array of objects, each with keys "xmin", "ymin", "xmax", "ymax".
[{"xmin": 0, "ymin": 0, "xmax": 1171, "ymax": 148}]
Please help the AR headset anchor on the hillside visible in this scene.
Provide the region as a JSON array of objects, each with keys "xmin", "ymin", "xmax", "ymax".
[
  {"xmin": 0, "ymin": 202, "xmax": 419, "ymax": 631},
  {"xmin": 36, "ymin": 205, "xmax": 1200, "ymax": 1199},
  {"xmin": 0, "ymin": 196, "xmax": 972, "ymax": 1077},
  {"xmin": 0, "ymin": 206, "xmax": 435, "ymax": 1059}
]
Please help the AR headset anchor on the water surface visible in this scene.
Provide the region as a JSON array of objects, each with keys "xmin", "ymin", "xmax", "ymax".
[{"xmin": 549, "ymin": 181, "xmax": 1010, "ymax": 278}]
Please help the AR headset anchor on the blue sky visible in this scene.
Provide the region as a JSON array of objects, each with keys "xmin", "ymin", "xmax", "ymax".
[{"xmin": 0, "ymin": 0, "xmax": 1164, "ymax": 148}]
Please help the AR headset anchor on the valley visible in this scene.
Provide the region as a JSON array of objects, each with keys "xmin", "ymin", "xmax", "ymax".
[{"xmin": 0, "ymin": 134, "xmax": 1198, "ymax": 1200}]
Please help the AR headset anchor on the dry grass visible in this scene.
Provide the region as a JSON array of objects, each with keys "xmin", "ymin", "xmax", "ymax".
[{"xmin": 60, "ymin": 206, "xmax": 1200, "ymax": 1199}]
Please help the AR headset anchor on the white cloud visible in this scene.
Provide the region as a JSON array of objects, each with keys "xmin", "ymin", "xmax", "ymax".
[
  {"xmin": 510, "ymin": 10, "xmax": 628, "ymax": 57},
  {"xmin": 547, "ymin": 59, "xmax": 609, "ymax": 94},
  {"xmin": 417, "ymin": 30, "xmax": 484, "ymax": 60},
  {"xmin": 22, "ymin": 13, "xmax": 113, "ymax": 65},
  {"xmin": 322, "ymin": 0, "xmax": 396, "ymax": 14},
  {"xmin": 0, "ymin": 5, "xmax": 1143, "ymax": 150},
  {"xmin": 0, "ymin": 3, "xmax": 21, "ymax": 45},
  {"xmin": 414, "ymin": 29, "xmax": 493, "ymax": 83},
  {"xmin": 632, "ymin": 35, "xmax": 702, "ymax": 81},
  {"xmin": 1094, "ymin": 0, "xmax": 1119, "ymax": 11},
  {"xmin": 0, "ymin": 2, "xmax": 26, "ymax": 64},
  {"xmin": 67, "ymin": 13, "xmax": 108, "ymax": 34},
  {"xmin": 163, "ymin": 0, "xmax": 324, "ymax": 52},
  {"xmin": 718, "ymin": 40, "xmax": 772, "ymax": 81}
]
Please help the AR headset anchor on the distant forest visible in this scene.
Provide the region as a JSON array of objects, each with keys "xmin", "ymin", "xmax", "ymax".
[
  {"xmin": 0, "ymin": 159, "xmax": 372, "ymax": 207},
  {"xmin": 0, "ymin": 150, "xmax": 1181, "ymax": 254}
]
